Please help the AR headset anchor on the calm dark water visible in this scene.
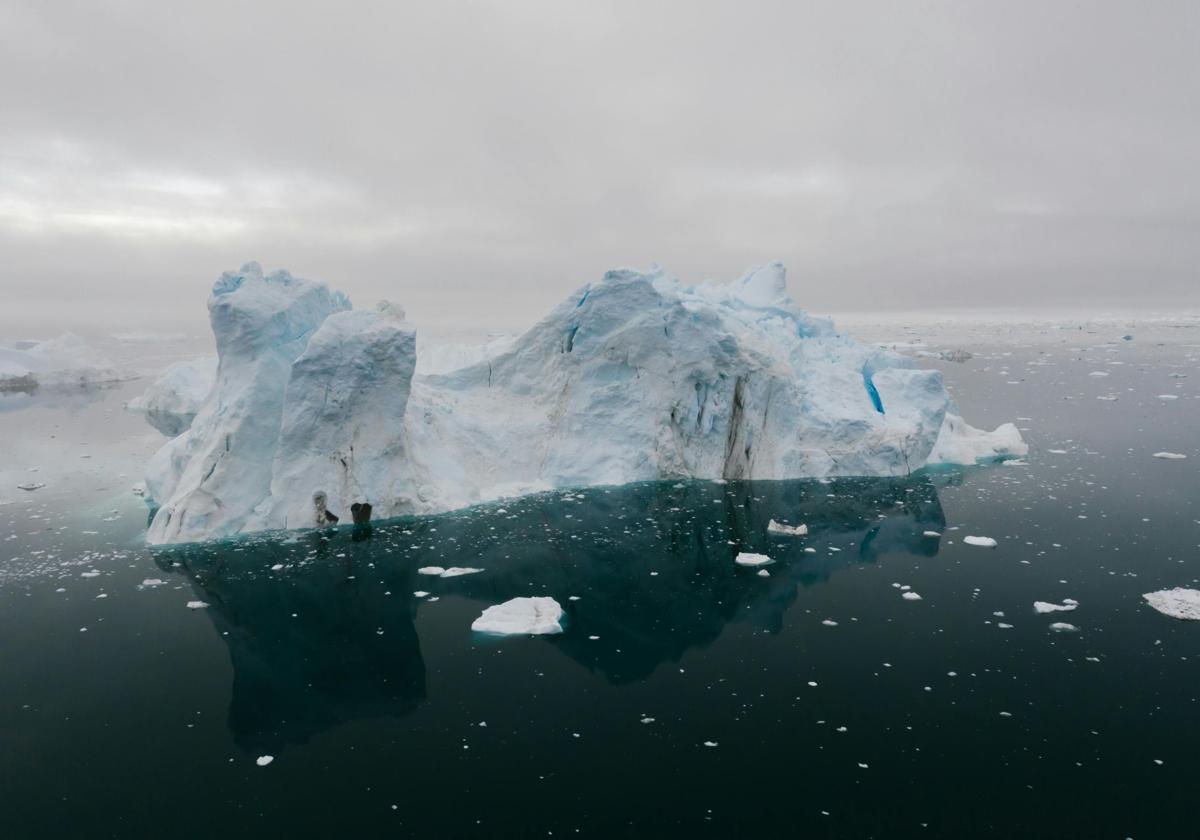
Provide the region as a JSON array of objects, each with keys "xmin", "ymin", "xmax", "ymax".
[{"xmin": 0, "ymin": 331, "xmax": 1197, "ymax": 838}]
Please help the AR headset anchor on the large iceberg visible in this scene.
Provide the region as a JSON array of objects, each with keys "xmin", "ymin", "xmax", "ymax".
[
  {"xmin": 0, "ymin": 333, "xmax": 134, "ymax": 392},
  {"xmin": 143, "ymin": 261, "xmax": 1025, "ymax": 544}
]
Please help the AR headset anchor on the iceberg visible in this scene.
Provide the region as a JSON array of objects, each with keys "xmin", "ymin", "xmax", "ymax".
[
  {"xmin": 127, "ymin": 356, "xmax": 218, "ymax": 436},
  {"xmin": 142, "ymin": 261, "xmax": 1026, "ymax": 544},
  {"xmin": 0, "ymin": 333, "xmax": 135, "ymax": 392}
]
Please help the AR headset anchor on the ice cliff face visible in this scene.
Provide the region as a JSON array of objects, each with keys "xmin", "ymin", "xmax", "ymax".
[{"xmin": 144, "ymin": 261, "xmax": 1026, "ymax": 544}]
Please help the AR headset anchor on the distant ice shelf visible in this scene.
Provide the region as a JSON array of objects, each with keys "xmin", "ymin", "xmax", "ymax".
[{"xmin": 140, "ymin": 261, "xmax": 1027, "ymax": 544}]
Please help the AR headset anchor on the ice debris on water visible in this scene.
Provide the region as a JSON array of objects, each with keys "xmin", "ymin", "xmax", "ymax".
[
  {"xmin": 963, "ymin": 536, "xmax": 998, "ymax": 548},
  {"xmin": 186, "ymin": 601, "xmax": 209, "ymax": 610},
  {"xmin": 766, "ymin": 519, "xmax": 808, "ymax": 537},
  {"xmin": 735, "ymin": 552, "xmax": 773, "ymax": 567},
  {"xmin": 471, "ymin": 597, "xmax": 564, "ymax": 635},
  {"xmin": 1049, "ymin": 622, "xmax": 1078, "ymax": 632},
  {"xmin": 1034, "ymin": 599, "xmax": 1078, "ymax": 614},
  {"xmin": 1151, "ymin": 452, "xmax": 1187, "ymax": 460},
  {"xmin": 256, "ymin": 755, "xmax": 274, "ymax": 767},
  {"xmin": 1142, "ymin": 588, "xmax": 1200, "ymax": 620}
]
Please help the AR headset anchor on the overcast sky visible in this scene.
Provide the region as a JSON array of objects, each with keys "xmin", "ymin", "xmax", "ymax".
[{"xmin": 2, "ymin": 0, "xmax": 1198, "ymax": 336}]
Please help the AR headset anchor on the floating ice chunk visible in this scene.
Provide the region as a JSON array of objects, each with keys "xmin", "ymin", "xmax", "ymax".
[
  {"xmin": 756, "ymin": 569, "xmax": 770, "ymax": 577},
  {"xmin": 1152, "ymin": 452, "xmax": 1187, "ymax": 460},
  {"xmin": 767, "ymin": 519, "xmax": 808, "ymax": 537},
  {"xmin": 80, "ymin": 570, "xmax": 100, "ymax": 578},
  {"xmin": 186, "ymin": 600, "xmax": 209, "ymax": 609},
  {"xmin": 901, "ymin": 591, "xmax": 923, "ymax": 601},
  {"xmin": 734, "ymin": 552, "xmax": 773, "ymax": 567},
  {"xmin": 821, "ymin": 619, "xmax": 838, "ymax": 627},
  {"xmin": 140, "ymin": 578, "xmax": 165, "ymax": 587},
  {"xmin": 963, "ymin": 536, "xmax": 997, "ymax": 548},
  {"xmin": 1157, "ymin": 394, "xmax": 1179, "ymax": 400},
  {"xmin": 923, "ymin": 530, "xmax": 941, "ymax": 537},
  {"xmin": 0, "ymin": 332, "xmax": 134, "ymax": 391},
  {"xmin": 1049, "ymin": 622, "xmax": 1078, "ymax": 632},
  {"xmin": 640, "ymin": 717, "xmax": 655, "ymax": 724},
  {"xmin": 1034, "ymin": 599, "xmax": 1078, "ymax": 614},
  {"xmin": 17, "ymin": 482, "xmax": 46, "ymax": 492},
  {"xmin": 703, "ymin": 741, "xmax": 718, "ymax": 748},
  {"xmin": 417, "ymin": 566, "xmax": 446, "ymax": 576},
  {"xmin": 471, "ymin": 597, "xmax": 564, "ymax": 635},
  {"xmin": 1142, "ymin": 588, "xmax": 1200, "ymax": 620},
  {"xmin": 439, "ymin": 567, "xmax": 484, "ymax": 578},
  {"xmin": 256, "ymin": 755, "xmax": 274, "ymax": 767}
]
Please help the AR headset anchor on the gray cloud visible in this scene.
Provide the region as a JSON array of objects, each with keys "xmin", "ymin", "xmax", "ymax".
[{"xmin": 2, "ymin": 0, "xmax": 1198, "ymax": 336}]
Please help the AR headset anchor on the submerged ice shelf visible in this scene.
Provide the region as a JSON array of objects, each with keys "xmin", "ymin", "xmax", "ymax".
[{"xmin": 141, "ymin": 261, "xmax": 1026, "ymax": 544}]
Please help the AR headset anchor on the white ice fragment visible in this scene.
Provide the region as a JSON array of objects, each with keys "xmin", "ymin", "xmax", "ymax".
[
  {"xmin": 186, "ymin": 600, "xmax": 209, "ymax": 610},
  {"xmin": 734, "ymin": 552, "xmax": 773, "ymax": 567},
  {"xmin": 17, "ymin": 483, "xmax": 46, "ymax": 492},
  {"xmin": 756, "ymin": 569, "xmax": 770, "ymax": 577},
  {"xmin": 417, "ymin": 566, "xmax": 446, "ymax": 576},
  {"xmin": 1034, "ymin": 599, "xmax": 1078, "ymax": 614},
  {"xmin": 901, "ymin": 591, "xmax": 923, "ymax": 601},
  {"xmin": 140, "ymin": 578, "xmax": 164, "ymax": 587},
  {"xmin": 439, "ymin": 567, "xmax": 484, "ymax": 578},
  {"xmin": 1142, "ymin": 588, "xmax": 1200, "ymax": 620},
  {"xmin": 963, "ymin": 536, "xmax": 998, "ymax": 548},
  {"xmin": 703, "ymin": 741, "xmax": 718, "ymax": 748},
  {"xmin": 471, "ymin": 597, "xmax": 564, "ymax": 635},
  {"xmin": 1049, "ymin": 622, "xmax": 1078, "ymax": 632},
  {"xmin": 767, "ymin": 519, "xmax": 808, "ymax": 537},
  {"xmin": 923, "ymin": 530, "xmax": 941, "ymax": 537},
  {"xmin": 413, "ymin": 591, "xmax": 430, "ymax": 598},
  {"xmin": 1152, "ymin": 452, "xmax": 1187, "ymax": 460},
  {"xmin": 256, "ymin": 755, "xmax": 274, "ymax": 767}
]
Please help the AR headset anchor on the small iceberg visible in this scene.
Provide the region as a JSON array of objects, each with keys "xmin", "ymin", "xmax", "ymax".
[
  {"xmin": 963, "ymin": 536, "xmax": 998, "ymax": 548},
  {"xmin": 471, "ymin": 597, "xmax": 564, "ymax": 635},
  {"xmin": 1049, "ymin": 622, "xmax": 1078, "ymax": 632},
  {"xmin": 1152, "ymin": 452, "xmax": 1187, "ymax": 460},
  {"xmin": 767, "ymin": 519, "xmax": 808, "ymax": 537},
  {"xmin": 1142, "ymin": 588, "xmax": 1200, "ymax": 621}
]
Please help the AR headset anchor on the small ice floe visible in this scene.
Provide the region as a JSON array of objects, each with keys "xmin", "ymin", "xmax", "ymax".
[
  {"xmin": 1152, "ymin": 452, "xmax": 1187, "ymax": 460},
  {"xmin": 1142, "ymin": 588, "xmax": 1200, "ymax": 620},
  {"xmin": 821, "ymin": 619, "xmax": 838, "ymax": 627},
  {"xmin": 17, "ymin": 482, "xmax": 46, "ymax": 492},
  {"xmin": 756, "ymin": 569, "xmax": 770, "ymax": 577},
  {"xmin": 139, "ymin": 578, "xmax": 165, "ymax": 588},
  {"xmin": 963, "ymin": 536, "xmax": 998, "ymax": 548},
  {"xmin": 256, "ymin": 755, "xmax": 274, "ymax": 767},
  {"xmin": 640, "ymin": 717, "xmax": 655, "ymax": 724},
  {"xmin": 568, "ymin": 595, "xmax": 581, "ymax": 601},
  {"xmin": 767, "ymin": 519, "xmax": 808, "ymax": 537},
  {"xmin": 80, "ymin": 570, "xmax": 101, "ymax": 578},
  {"xmin": 413, "ymin": 590, "xmax": 430, "ymax": 598},
  {"xmin": 901, "ymin": 591, "xmax": 923, "ymax": 601},
  {"xmin": 1088, "ymin": 371, "xmax": 1109, "ymax": 377},
  {"xmin": 703, "ymin": 741, "xmax": 718, "ymax": 748},
  {"xmin": 923, "ymin": 530, "xmax": 941, "ymax": 537},
  {"xmin": 1047, "ymin": 449, "xmax": 1068, "ymax": 454},
  {"xmin": 1034, "ymin": 599, "xmax": 1078, "ymax": 614},
  {"xmin": 471, "ymin": 597, "xmax": 563, "ymax": 635},
  {"xmin": 1157, "ymin": 394, "xmax": 1179, "ymax": 400},
  {"xmin": 734, "ymin": 552, "xmax": 773, "ymax": 567},
  {"xmin": 270, "ymin": 563, "xmax": 284, "ymax": 571},
  {"xmin": 1049, "ymin": 622, "xmax": 1078, "ymax": 632},
  {"xmin": 186, "ymin": 600, "xmax": 209, "ymax": 610},
  {"xmin": 418, "ymin": 566, "xmax": 484, "ymax": 578}
]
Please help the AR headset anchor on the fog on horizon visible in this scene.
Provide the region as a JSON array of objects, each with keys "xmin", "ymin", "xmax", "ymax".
[{"xmin": 2, "ymin": 0, "xmax": 1198, "ymax": 338}]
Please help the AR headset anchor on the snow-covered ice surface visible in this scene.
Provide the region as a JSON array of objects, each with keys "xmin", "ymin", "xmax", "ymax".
[
  {"xmin": 1142, "ymin": 588, "xmax": 1200, "ymax": 620},
  {"xmin": 141, "ymin": 262, "xmax": 1026, "ymax": 543},
  {"xmin": 471, "ymin": 597, "xmax": 564, "ymax": 635}
]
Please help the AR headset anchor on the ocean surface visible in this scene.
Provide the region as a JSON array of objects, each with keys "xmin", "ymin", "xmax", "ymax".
[{"xmin": 0, "ymin": 320, "xmax": 1197, "ymax": 838}]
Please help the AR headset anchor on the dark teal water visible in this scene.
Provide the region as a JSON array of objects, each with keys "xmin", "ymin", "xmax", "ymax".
[{"xmin": 0, "ymin": 335, "xmax": 1197, "ymax": 838}]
